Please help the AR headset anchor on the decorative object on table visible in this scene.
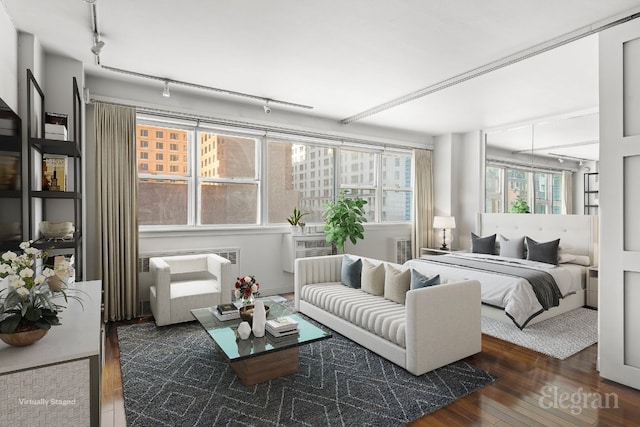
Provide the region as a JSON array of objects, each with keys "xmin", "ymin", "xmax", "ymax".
[
  {"xmin": 322, "ymin": 189, "xmax": 367, "ymax": 253},
  {"xmin": 0, "ymin": 241, "xmax": 80, "ymax": 346},
  {"xmin": 286, "ymin": 207, "xmax": 308, "ymax": 236},
  {"xmin": 234, "ymin": 274, "xmax": 260, "ymax": 306},
  {"xmin": 239, "ymin": 304, "xmax": 270, "ymax": 324},
  {"xmin": 237, "ymin": 337, "xmax": 252, "ymax": 356},
  {"xmin": 210, "ymin": 302, "xmax": 241, "ymax": 321},
  {"xmin": 39, "ymin": 221, "xmax": 74, "ymax": 240},
  {"xmin": 251, "ymin": 301, "xmax": 266, "ymax": 337},
  {"xmin": 237, "ymin": 321, "xmax": 252, "ymax": 340},
  {"xmin": 433, "ymin": 215, "xmax": 456, "ymax": 250}
]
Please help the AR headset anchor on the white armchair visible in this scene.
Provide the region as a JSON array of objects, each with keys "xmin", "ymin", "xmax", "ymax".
[{"xmin": 149, "ymin": 253, "xmax": 232, "ymax": 326}]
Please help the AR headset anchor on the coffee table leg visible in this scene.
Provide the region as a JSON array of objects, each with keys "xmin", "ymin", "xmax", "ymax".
[{"xmin": 229, "ymin": 347, "xmax": 299, "ymax": 386}]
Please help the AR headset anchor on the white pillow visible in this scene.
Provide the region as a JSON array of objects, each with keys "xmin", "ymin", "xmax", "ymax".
[
  {"xmin": 498, "ymin": 234, "xmax": 525, "ymax": 259},
  {"xmin": 383, "ymin": 264, "xmax": 410, "ymax": 304},
  {"xmin": 361, "ymin": 259, "xmax": 385, "ymax": 296},
  {"xmin": 558, "ymin": 253, "xmax": 591, "ymax": 266}
]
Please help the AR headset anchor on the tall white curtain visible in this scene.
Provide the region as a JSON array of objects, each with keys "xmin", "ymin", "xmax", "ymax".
[
  {"xmin": 412, "ymin": 148, "xmax": 435, "ymax": 258},
  {"xmin": 95, "ymin": 102, "xmax": 139, "ymax": 322},
  {"xmin": 562, "ymin": 170, "xmax": 573, "ymax": 214}
]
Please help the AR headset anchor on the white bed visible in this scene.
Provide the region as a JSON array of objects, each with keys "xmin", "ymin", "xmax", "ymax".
[{"xmin": 405, "ymin": 213, "xmax": 598, "ymax": 328}]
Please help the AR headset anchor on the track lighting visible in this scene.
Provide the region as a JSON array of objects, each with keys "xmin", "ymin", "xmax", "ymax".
[
  {"xmin": 263, "ymin": 101, "xmax": 271, "ymax": 114},
  {"xmin": 91, "ymin": 34, "xmax": 105, "ymax": 56},
  {"xmin": 162, "ymin": 81, "xmax": 170, "ymax": 98}
]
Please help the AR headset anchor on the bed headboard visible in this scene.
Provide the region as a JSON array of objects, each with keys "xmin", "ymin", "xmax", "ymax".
[{"xmin": 476, "ymin": 213, "xmax": 598, "ymax": 262}]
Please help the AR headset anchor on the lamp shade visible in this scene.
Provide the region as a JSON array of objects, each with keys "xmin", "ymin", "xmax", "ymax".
[{"xmin": 433, "ymin": 216, "xmax": 456, "ymax": 229}]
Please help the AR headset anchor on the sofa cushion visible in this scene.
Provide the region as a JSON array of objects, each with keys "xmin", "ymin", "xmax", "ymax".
[
  {"xmin": 361, "ymin": 259, "xmax": 385, "ymax": 296},
  {"xmin": 384, "ymin": 264, "xmax": 411, "ymax": 304},
  {"xmin": 410, "ymin": 269, "xmax": 440, "ymax": 289},
  {"xmin": 341, "ymin": 255, "xmax": 362, "ymax": 288},
  {"xmin": 300, "ymin": 284, "xmax": 406, "ymax": 348}
]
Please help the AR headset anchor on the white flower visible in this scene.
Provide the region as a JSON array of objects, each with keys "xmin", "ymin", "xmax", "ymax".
[
  {"xmin": 9, "ymin": 277, "xmax": 25, "ymax": 289},
  {"xmin": 19, "ymin": 241, "xmax": 30, "ymax": 250},
  {"xmin": 2, "ymin": 251, "xmax": 17, "ymax": 262},
  {"xmin": 24, "ymin": 247, "xmax": 40, "ymax": 256},
  {"xmin": 0, "ymin": 263, "xmax": 12, "ymax": 274},
  {"xmin": 244, "ymin": 276, "xmax": 252, "ymax": 283},
  {"xmin": 19, "ymin": 268, "xmax": 34, "ymax": 278},
  {"xmin": 34, "ymin": 274, "xmax": 46, "ymax": 285},
  {"xmin": 251, "ymin": 283, "xmax": 258, "ymax": 293},
  {"xmin": 15, "ymin": 287, "xmax": 29, "ymax": 297},
  {"xmin": 234, "ymin": 289, "xmax": 241, "ymax": 299},
  {"xmin": 42, "ymin": 267, "xmax": 55, "ymax": 278}
]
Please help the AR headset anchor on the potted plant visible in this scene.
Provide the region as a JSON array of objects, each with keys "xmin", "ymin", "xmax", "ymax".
[
  {"xmin": 510, "ymin": 195, "xmax": 531, "ymax": 213},
  {"xmin": 322, "ymin": 190, "xmax": 368, "ymax": 253},
  {"xmin": 286, "ymin": 207, "xmax": 308, "ymax": 235},
  {"xmin": 0, "ymin": 241, "xmax": 80, "ymax": 346}
]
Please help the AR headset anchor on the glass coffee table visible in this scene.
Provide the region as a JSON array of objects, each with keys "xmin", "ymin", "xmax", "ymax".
[{"xmin": 191, "ymin": 298, "xmax": 331, "ymax": 386}]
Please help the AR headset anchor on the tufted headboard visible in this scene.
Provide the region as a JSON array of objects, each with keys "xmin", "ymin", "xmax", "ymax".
[{"xmin": 476, "ymin": 213, "xmax": 598, "ymax": 263}]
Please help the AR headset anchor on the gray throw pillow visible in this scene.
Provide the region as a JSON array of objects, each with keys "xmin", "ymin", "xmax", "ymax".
[
  {"xmin": 410, "ymin": 269, "xmax": 441, "ymax": 290},
  {"xmin": 471, "ymin": 233, "xmax": 497, "ymax": 254},
  {"xmin": 525, "ymin": 237, "xmax": 560, "ymax": 265},
  {"xmin": 499, "ymin": 235, "xmax": 526, "ymax": 259},
  {"xmin": 341, "ymin": 255, "xmax": 362, "ymax": 288}
]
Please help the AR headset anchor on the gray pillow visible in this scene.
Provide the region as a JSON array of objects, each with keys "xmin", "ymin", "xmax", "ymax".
[
  {"xmin": 341, "ymin": 255, "xmax": 362, "ymax": 288},
  {"xmin": 471, "ymin": 233, "xmax": 497, "ymax": 254},
  {"xmin": 525, "ymin": 237, "xmax": 560, "ymax": 265},
  {"xmin": 410, "ymin": 269, "xmax": 441, "ymax": 289},
  {"xmin": 499, "ymin": 235, "xmax": 525, "ymax": 259}
]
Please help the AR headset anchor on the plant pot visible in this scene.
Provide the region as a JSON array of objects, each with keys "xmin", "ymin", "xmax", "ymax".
[{"xmin": 0, "ymin": 328, "xmax": 48, "ymax": 347}]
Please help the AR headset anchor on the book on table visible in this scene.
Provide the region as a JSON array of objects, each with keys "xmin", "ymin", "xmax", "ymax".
[
  {"xmin": 266, "ymin": 316, "xmax": 298, "ymax": 332},
  {"xmin": 266, "ymin": 327, "xmax": 299, "ymax": 338},
  {"xmin": 217, "ymin": 303, "xmax": 239, "ymax": 315}
]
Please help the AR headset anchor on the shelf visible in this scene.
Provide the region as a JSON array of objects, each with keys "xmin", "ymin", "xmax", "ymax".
[
  {"xmin": 31, "ymin": 190, "xmax": 81, "ymax": 199},
  {"xmin": 32, "ymin": 232, "xmax": 82, "ymax": 250},
  {"xmin": 29, "ymin": 137, "xmax": 80, "ymax": 157}
]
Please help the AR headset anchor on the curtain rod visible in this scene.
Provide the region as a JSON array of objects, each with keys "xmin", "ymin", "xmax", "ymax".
[{"xmin": 88, "ymin": 96, "xmax": 419, "ymax": 152}]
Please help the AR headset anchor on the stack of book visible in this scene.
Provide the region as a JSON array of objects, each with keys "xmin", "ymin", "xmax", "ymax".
[
  {"xmin": 210, "ymin": 302, "xmax": 241, "ymax": 321},
  {"xmin": 266, "ymin": 316, "xmax": 299, "ymax": 338}
]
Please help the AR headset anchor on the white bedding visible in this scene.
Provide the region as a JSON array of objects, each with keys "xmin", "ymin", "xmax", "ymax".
[{"xmin": 404, "ymin": 253, "xmax": 587, "ymax": 329}]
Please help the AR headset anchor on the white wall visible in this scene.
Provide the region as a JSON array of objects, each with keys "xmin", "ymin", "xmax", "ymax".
[{"xmin": 0, "ymin": 4, "xmax": 17, "ymax": 110}]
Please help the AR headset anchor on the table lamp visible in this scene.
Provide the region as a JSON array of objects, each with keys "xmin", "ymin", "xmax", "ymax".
[{"xmin": 433, "ymin": 216, "xmax": 456, "ymax": 250}]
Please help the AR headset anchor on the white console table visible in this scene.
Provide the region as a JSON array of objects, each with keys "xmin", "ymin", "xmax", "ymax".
[{"xmin": 0, "ymin": 280, "xmax": 102, "ymax": 426}]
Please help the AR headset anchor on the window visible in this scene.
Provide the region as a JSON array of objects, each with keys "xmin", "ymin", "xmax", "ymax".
[
  {"xmin": 485, "ymin": 163, "xmax": 563, "ymax": 214},
  {"xmin": 266, "ymin": 140, "xmax": 334, "ymax": 224},
  {"xmin": 156, "ymin": 131, "xmax": 163, "ymax": 138},
  {"xmin": 140, "ymin": 129, "xmax": 148, "ymax": 137},
  {"xmin": 140, "ymin": 140, "xmax": 148, "ymax": 148},
  {"xmin": 137, "ymin": 115, "xmax": 413, "ymax": 227}
]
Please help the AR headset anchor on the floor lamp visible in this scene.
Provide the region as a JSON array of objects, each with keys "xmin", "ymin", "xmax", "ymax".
[{"xmin": 433, "ymin": 216, "xmax": 456, "ymax": 250}]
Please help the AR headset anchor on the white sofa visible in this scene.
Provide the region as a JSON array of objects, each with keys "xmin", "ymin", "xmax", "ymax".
[
  {"xmin": 294, "ymin": 254, "xmax": 482, "ymax": 375},
  {"xmin": 150, "ymin": 254, "xmax": 232, "ymax": 326}
]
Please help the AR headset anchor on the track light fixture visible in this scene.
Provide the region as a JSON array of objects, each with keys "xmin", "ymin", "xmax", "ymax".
[
  {"xmin": 91, "ymin": 34, "xmax": 105, "ymax": 56},
  {"xmin": 263, "ymin": 101, "xmax": 271, "ymax": 114},
  {"xmin": 162, "ymin": 81, "xmax": 170, "ymax": 98}
]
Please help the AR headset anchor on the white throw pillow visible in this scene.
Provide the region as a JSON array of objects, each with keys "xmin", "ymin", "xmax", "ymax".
[
  {"xmin": 383, "ymin": 264, "xmax": 411, "ymax": 304},
  {"xmin": 361, "ymin": 259, "xmax": 385, "ymax": 296}
]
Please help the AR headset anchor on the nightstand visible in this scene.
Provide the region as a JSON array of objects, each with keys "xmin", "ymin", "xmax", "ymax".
[
  {"xmin": 420, "ymin": 247, "xmax": 461, "ymax": 257},
  {"xmin": 586, "ymin": 266, "xmax": 598, "ymax": 309}
]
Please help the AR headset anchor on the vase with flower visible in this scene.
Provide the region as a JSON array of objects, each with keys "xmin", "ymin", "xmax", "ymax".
[
  {"xmin": 234, "ymin": 275, "xmax": 260, "ymax": 306},
  {"xmin": 0, "ymin": 241, "xmax": 81, "ymax": 346}
]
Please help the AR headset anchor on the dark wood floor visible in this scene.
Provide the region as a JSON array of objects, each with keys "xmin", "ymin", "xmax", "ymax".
[{"xmin": 101, "ymin": 312, "xmax": 640, "ymax": 426}]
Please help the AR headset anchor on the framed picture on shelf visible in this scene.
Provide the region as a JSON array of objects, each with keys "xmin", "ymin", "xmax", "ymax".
[{"xmin": 42, "ymin": 155, "xmax": 67, "ymax": 191}]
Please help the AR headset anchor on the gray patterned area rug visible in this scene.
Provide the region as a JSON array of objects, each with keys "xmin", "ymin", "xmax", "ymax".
[
  {"xmin": 481, "ymin": 307, "xmax": 598, "ymax": 360},
  {"xmin": 118, "ymin": 321, "xmax": 496, "ymax": 426}
]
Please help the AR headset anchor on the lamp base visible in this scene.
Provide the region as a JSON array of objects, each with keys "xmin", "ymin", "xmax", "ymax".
[{"xmin": 439, "ymin": 244, "xmax": 449, "ymax": 251}]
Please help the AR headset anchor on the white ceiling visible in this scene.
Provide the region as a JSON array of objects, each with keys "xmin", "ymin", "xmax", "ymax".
[{"xmin": 3, "ymin": 0, "xmax": 640, "ymax": 157}]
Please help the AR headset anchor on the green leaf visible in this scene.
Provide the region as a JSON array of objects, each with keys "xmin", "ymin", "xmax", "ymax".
[
  {"xmin": 25, "ymin": 306, "xmax": 42, "ymax": 322},
  {"xmin": 34, "ymin": 319, "xmax": 52, "ymax": 330},
  {"xmin": 0, "ymin": 315, "xmax": 21, "ymax": 334}
]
